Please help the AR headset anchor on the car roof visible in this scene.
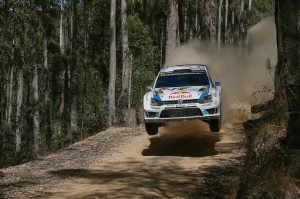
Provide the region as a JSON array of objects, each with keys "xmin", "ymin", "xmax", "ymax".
[{"xmin": 160, "ymin": 64, "xmax": 208, "ymax": 73}]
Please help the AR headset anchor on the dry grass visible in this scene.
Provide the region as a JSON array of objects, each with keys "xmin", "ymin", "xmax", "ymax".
[{"xmin": 237, "ymin": 105, "xmax": 300, "ymax": 198}]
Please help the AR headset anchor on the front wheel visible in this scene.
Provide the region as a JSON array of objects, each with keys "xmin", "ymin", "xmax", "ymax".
[
  {"xmin": 145, "ymin": 123, "xmax": 158, "ymax": 135},
  {"xmin": 209, "ymin": 119, "xmax": 221, "ymax": 132}
]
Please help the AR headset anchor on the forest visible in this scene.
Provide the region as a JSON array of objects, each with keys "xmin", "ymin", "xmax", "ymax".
[{"xmin": 0, "ymin": 0, "xmax": 299, "ymax": 173}]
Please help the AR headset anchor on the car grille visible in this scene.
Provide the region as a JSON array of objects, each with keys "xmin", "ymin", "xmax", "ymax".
[
  {"xmin": 160, "ymin": 108, "xmax": 203, "ymax": 118},
  {"xmin": 163, "ymin": 99, "xmax": 198, "ymax": 105}
]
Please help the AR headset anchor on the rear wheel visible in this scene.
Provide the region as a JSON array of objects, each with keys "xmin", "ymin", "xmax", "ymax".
[
  {"xmin": 209, "ymin": 119, "xmax": 221, "ymax": 132},
  {"xmin": 145, "ymin": 123, "xmax": 158, "ymax": 135}
]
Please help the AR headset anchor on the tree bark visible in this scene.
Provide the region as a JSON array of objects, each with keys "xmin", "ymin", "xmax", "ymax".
[
  {"xmin": 274, "ymin": 0, "xmax": 285, "ymax": 105},
  {"xmin": 7, "ymin": 65, "xmax": 14, "ymax": 127},
  {"xmin": 32, "ymin": 12, "xmax": 40, "ymax": 154},
  {"xmin": 178, "ymin": 0, "xmax": 185, "ymax": 43},
  {"xmin": 7, "ymin": 39, "xmax": 15, "ymax": 128},
  {"xmin": 5, "ymin": 70, "xmax": 9, "ymax": 120},
  {"xmin": 217, "ymin": 0, "xmax": 223, "ymax": 50},
  {"xmin": 16, "ymin": 69, "xmax": 23, "ymax": 154},
  {"xmin": 195, "ymin": 0, "xmax": 199, "ymax": 39},
  {"xmin": 188, "ymin": 0, "xmax": 193, "ymax": 40},
  {"xmin": 248, "ymin": 0, "xmax": 252, "ymax": 10},
  {"xmin": 224, "ymin": 0, "xmax": 228, "ymax": 44},
  {"xmin": 70, "ymin": 0, "xmax": 78, "ymax": 138},
  {"xmin": 275, "ymin": 0, "xmax": 300, "ymax": 148},
  {"xmin": 16, "ymin": 25, "xmax": 25, "ymax": 154},
  {"xmin": 59, "ymin": 0, "xmax": 66, "ymax": 129},
  {"xmin": 202, "ymin": 0, "xmax": 214, "ymax": 47},
  {"xmin": 166, "ymin": 0, "xmax": 178, "ymax": 61},
  {"xmin": 121, "ymin": 0, "xmax": 130, "ymax": 98},
  {"xmin": 82, "ymin": 0, "xmax": 90, "ymax": 136},
  {"xmin": 59, "ymin": 0, "xmax": 65, "ymax": 55},
  {"xmin": 44, "ymin": 28, "xmax": 51, "ymax": 150},
  {"xmin": 108, "ymin": 0, "xmax": 117, "ymax": 126},
  {"xmin": 239, "ymin": 0, "xmax": 244, "ymax": 51}
]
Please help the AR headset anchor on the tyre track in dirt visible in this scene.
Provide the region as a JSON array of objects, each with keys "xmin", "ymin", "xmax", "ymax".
[{"xmin": 0, "ymin": 119, "xmax": 245, "ymax": 199}]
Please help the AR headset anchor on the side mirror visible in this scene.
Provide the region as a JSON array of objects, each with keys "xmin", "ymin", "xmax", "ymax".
[
  {"xmin": 214, "ymin": 82, "xmax": 221, "ymax": 86},
  {"xmin": 146, "ymin": 85, "xmax": 153, "ymax": 91}
]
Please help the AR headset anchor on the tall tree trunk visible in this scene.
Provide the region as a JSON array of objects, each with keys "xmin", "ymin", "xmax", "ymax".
[
  {"xmin": 233, "ymin": 3, "xmax": 239, "ymax": 46},
  {"xmin": 233, "ymin": 0, "xmax": 244, "ymax": 49},
  {"xmin": 59, "ymin": 0, "xmax": 65, "ymax": 54},
  {"xmin": 274, "ymin": 0, "xmax": 285, "ymax": 104},
  {"xmin": 70, "ymin": 0, "xmax": 78, "ymax": 139},
  {"xmin": 0, "ymin": 71, "xmax": 5, "ymax": 162},
  {"xmin": 16, "ymin": 26, "xmax": 25, "ymax": 154},
  {"xmin": 248, "ymin": 0, "xmax": 252, "ymax": 10},
  {"xmin": 16, "ymin": 68, "xmax": 23, "ymax": 154},
  {"xmin": 7, "ymin": 39, "xmax": 15, "ymax": 128},
  {"xmin": 59, "ymin": 0, "xmax": 66, "ymax": 129},
  {"xmin": 121, "ymin": 0, "xmax": 130, "ymax": 99},
  {"xmin": 108, "ymin": 0, "xmax": 116, "ymax": 126},
  {"xmin": 178, "ymin": 0, "xmax": 185, "ymax": 43},
  {"xmin": 44, "ymin": 29, "xmax": 51, "ymax": 150},
  {"xmin": 217, "ymin": 0, "xmax": 223, "ymax": 50},
  {"xmin": 188, "ymin": 0, "xmax": 193, "ymax": 40},
  {"xmin": 82, "ymin": 0, "xmax": 90, "ymax": 136},
  {"xmin": 166, "ymin": 0, "xmax": 178, "ymax": 62},
  {"xmin": 239, "ymin": 0, "xmax": 244, "ymax": 51},
  {"xmin": 32, "ymin": 13, "xmax": 40, "ymax": 154},
  {"xmin": 128, "ymin": 54, "xmax": 133, "ymax": 109},
  {"xmin": 202, "ymin": 0, "xmax": 214, "ymax": 47},
  {"xmin": 275, "ymin": 0, "xmax": 300, "ymax": 148},
  {"xmin": 7, "ymin": 66, "xmax": 14, "ymax": 126},
  {"xmin": 224, "ymin": 0, "xmax": 228, "ymax": 44},
  {"xmin": 5, "ymin": 70, "xmax": 9, "ymax": 120}
]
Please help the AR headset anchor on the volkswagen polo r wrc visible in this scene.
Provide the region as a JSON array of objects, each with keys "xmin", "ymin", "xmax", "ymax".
[{"xmin": 143, "ymin": 64, "xmax": 222, "ymax": 135}]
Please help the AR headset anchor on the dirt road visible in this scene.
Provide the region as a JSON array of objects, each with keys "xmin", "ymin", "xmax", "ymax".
[{"xmin": 0, "ymin": 119, "xmax": 245, "ymax": 199}]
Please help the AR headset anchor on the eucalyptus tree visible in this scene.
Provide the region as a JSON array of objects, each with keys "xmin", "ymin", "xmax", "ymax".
[
  {"xmin": 201, "ymin": 0, "xmax": 214, "ymax": 47},
  {"xmin": 121, "ymin": 0, "xmax": 130, "ymax": 107},
  {"xmin": 165, "ymin": 0, "xmax": 177, "ymax": 62},
  {"xmin": 31, "ymin": 9, "xmax": 40, "ymax": 154},
  {"xmin": 108, "ymin": 0, "xmax": 116, "ymax": 126}
]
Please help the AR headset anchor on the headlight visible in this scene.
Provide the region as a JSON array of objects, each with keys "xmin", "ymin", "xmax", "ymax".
[
  {"xmin": 198, "ymin": 95, "xmax": 212, "ymax": 104},
  {"xmin": 151, "ymin": 98, "xmax": 163, "ymax": 106}
]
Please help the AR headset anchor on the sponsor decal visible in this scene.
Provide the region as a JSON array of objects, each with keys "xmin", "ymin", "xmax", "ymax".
[
  {"xmin": 202, "ymin": 110, "xmax": 209, "ymax": 115},
  {"xmin": 169, "ymin": 90, "xmax": 192, "ymax": 99}
]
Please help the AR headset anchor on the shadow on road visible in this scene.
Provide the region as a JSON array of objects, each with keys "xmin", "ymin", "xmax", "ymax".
[
  {"xmin": 142, "ymin": 120, "xmax": 221, "ymax": 157},
  {"xmin": 142, "ymin": 133, "xmax": 220, "ymax": 157},
  {"xmin": 48, "ymin": 161, "xmax": 202, "ymax": 199}
]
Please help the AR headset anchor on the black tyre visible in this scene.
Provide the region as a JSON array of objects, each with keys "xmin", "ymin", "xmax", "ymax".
[
  {"xmin": 145, "ymin": 123, "xmax": 158, "ymax": 135},
  {"xmin": 209, "ymin": 119, "xmax": 221, "ymax": 132}
]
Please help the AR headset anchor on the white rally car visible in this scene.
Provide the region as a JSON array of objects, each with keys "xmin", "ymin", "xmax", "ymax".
[{"xmin": 143, "ymin": 64, "xmax": 222, "ymax": 135}]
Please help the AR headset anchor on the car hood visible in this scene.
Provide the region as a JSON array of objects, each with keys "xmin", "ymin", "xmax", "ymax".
[{"xmin": 153, "ymin": 86, "xmax": 210, "ymax": 101}]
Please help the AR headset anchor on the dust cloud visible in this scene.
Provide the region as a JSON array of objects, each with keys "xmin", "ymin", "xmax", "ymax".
[
  {"xmin": 158, "ymin": 120, "xmax": 211, "ymax": 139},
  {"xmin": 166, "ymin": 17, "xmax": 277, "ymax": 119}
]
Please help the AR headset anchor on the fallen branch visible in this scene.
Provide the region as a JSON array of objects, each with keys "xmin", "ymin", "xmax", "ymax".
[{"xmin": 251, "ymin": 100, "xmax": 274, "ymax": 113}]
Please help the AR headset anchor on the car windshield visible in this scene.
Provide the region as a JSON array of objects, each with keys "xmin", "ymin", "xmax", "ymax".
[{"xmin": 155, "ymin": 73, "xmax": 210, "ymax": 88}]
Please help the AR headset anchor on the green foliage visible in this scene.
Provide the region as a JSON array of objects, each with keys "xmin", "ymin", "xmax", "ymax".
[
  {"xmin": 126, "ymin": 15, "xmax": 159, "ymax": 110},
  {"xmin": 244, "ymin": 0, "xmax": 275, "ymax": 31}
]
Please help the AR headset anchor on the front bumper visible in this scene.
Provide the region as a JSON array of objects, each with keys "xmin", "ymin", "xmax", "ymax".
[
  {"xmin": 144, "ymin": 103, "xmax": 221, "ymax": 124},
  {"xmin": 144, "ymin": 114, "xmax": 220, "ymax": 123}
]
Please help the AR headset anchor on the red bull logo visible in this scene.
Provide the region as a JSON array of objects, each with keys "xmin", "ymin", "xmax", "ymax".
[{"xmin": 169, "ymin": 91, "xmax": 192, "ymax": 99}]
